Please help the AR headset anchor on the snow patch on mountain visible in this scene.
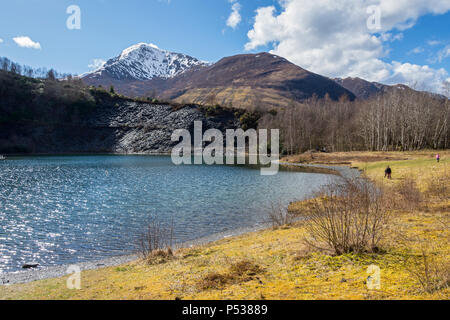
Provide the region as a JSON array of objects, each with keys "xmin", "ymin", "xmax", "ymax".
[{"xmin": 86, "ymin": 43, "xmax": 207, "ymax": 81}]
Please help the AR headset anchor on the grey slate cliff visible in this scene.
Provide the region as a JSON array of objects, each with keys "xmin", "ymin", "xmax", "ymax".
[{"xmin": 0, "ymin": 102, "xmax": 240, "ymax": 154}]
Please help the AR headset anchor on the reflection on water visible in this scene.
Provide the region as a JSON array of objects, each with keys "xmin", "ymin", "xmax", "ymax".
[{"xmin": 0, "ymin": 155, "xmax": 336, "ymax": 272}]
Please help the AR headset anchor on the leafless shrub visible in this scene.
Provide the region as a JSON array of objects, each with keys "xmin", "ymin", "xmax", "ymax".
[
  {"xmin": 405, "ymin": 243, "xmax": 450, "ymax": 294},
  {"xmin": 267, "ymin": 201, "xmax": 295, "ymax": 229},
  {"xmin": 138, "ymin": 215, "xmax": 175, "ymax": 263},
  {"xmin": 396, "ymin": 177, "xmax": 422, "ymax": 210},
  {"xmin": 299, "ymin": 178, "xmax": 390, "ymax": 255}
]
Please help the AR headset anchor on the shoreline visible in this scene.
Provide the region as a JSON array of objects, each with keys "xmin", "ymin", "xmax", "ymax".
[
  {"xmin": 0, "ymin": 222, "xmax": 277, "ymax": 285},
  {"xmin": 0, "ymin": 163, "xmax": 357, "ymax": 286},
  {"xmin": 1, "ymin": 152, "xmax": 172, "ymax": 157}
]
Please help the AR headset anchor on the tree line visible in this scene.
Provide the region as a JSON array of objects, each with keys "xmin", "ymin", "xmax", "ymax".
[
  {"xmin": 0, "ymin": 56, "xmax": 73, "ymax": 80},
  {"xmin": 259, "ymin": 85, "xmax": 450, "ymax": 153}
]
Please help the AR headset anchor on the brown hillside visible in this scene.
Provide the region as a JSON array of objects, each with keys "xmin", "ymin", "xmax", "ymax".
[{"xmin": 84, "ymin": 53, "xmax": 355, "ymax": 110}]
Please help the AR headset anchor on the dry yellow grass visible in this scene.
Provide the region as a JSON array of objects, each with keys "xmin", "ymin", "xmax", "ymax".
[
  {"xmin": 172, "ymin": 86, "xmax": 303, "ymax": 110},
  {"xmin": 0, "ymin": 151, "xmax": 448, "ymax": 300},
  {"xmin": 282, "ymin": 150, "xmax": 449, "ymax": 166}
]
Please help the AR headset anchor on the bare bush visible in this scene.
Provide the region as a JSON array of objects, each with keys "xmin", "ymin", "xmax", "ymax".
[
  {"xmin": 138, "ymin": 215, "xmax": 174, "ymax": 261},
  {"xmin": 267, "ymin": 201, "xmax": 295, "ymax": 229},
  {"xmin": 300, "ymin": 178, "xmax": 390, "ymax": 255}
]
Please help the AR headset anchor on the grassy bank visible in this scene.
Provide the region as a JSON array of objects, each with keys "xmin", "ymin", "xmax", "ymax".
[{"xmin": 1, "ymin": 151, "xmax": 448, "ymax": 300}]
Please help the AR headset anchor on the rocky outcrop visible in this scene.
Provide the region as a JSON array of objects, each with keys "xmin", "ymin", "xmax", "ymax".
[
  {"xmin": 0, "ymin": 102, "xmax": 240, "ymax": 154},
  {"xmin": 0, "ymin": 70, "xmax": 241, "ymax": 155}
]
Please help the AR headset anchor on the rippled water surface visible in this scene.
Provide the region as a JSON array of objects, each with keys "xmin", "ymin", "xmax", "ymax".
[{"xmin": 0, "ymin": 155, "xmax": 336, "ymax": 272}]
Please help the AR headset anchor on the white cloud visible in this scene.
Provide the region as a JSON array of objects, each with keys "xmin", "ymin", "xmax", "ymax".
[
  {"xmin": 226, "ymin": 1, "xmax": 242, "ymax": 29},
  {"xmin": 426, "ymin": 44, "xmax": 450, "ymax": 64},
  {"xmin": 88, "ymin": 58, "xmax": 106, "ymax": 70},
  {"xmin": 428, "ymin": 40, "xmax": 442, "ymax": 46},
  {"xmin": 0, "ymin": 38, "xmax": 3, "ymax": 44},
  {"xmin": 409, "ymin": 46, "xmax": 424, "ymax": 54},
  {"xmin": 245, "ymin": 0, "xmax": 450, "ymax": 93},
  {"xmin": 388, "ymin": 62, "xmax": 449, "ymax": 93},
  {"xmin": 380, "ymin": 32, "xmax": 403, "ymax": 42},
  {"xmin": 13, "ymin": 36, "xmax": 41, "ymax": 49},
  {"xmin": 437, "ymin": 45, "xmax": 450, "ymax": 63}
]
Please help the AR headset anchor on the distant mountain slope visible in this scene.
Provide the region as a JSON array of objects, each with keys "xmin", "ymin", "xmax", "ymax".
[
  {"xmin": 333, "ymin": 77, "xmax": 385, "ymax": 99},
  {"xmin": 158, "ymin": 53, "xmax": 355, "ymax": 109},
  {"xmin": 333, "ymin": 77, "xmax": 426, "ymax": 100},
  {"xmin": 84, "ymin": 50, "xmax": 356, "ymax": 110},
  {"xmin": 83, "ymin": 43, "xmax": 208, "ymax": 82}
]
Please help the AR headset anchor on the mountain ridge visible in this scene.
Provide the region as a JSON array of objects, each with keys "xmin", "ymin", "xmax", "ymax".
[
  {"xmin": 157, "ymin": 52, "xmax": 356, "ymax": 109},
  {"xmin": 333, "ymin": 76, "xmax": 447, "ymax": 100},
  {"xmin": 84, "ymin": 43, "xmax": 208, "ymax": 82},
  {"xmin": 83, "ymin": 47, "xmax": 356, "ymax": 109},
  {"xmin": 83, "ymin": 43, "xmax": 443, "ymax": 109}
]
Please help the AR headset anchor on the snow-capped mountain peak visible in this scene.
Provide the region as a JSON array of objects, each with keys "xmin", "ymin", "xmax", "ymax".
[
  {"xmin": 86, "ymin": 43, "xmax": 207, "ymax": 81},
  {"xmin": 118, "ymin": 42, "xmax": 159, "ymax": 60}
]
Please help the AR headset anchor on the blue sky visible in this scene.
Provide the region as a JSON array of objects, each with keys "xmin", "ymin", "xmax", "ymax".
[
  {"xmin": 388, "ymin": 13, "xmax": 450, "ymax": 71},
  {"xmin": 0, "ymin": 0, "xmax": 449, "ymax": 92}
]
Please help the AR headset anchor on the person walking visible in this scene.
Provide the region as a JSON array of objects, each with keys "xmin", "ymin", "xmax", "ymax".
[
  {"xmin": 384, "ymin": 166, "xmax": 392, "ymax": 179},
  {"xmin": 436, "ymin": 153, "xmax": 440, "ymax": 163}
]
